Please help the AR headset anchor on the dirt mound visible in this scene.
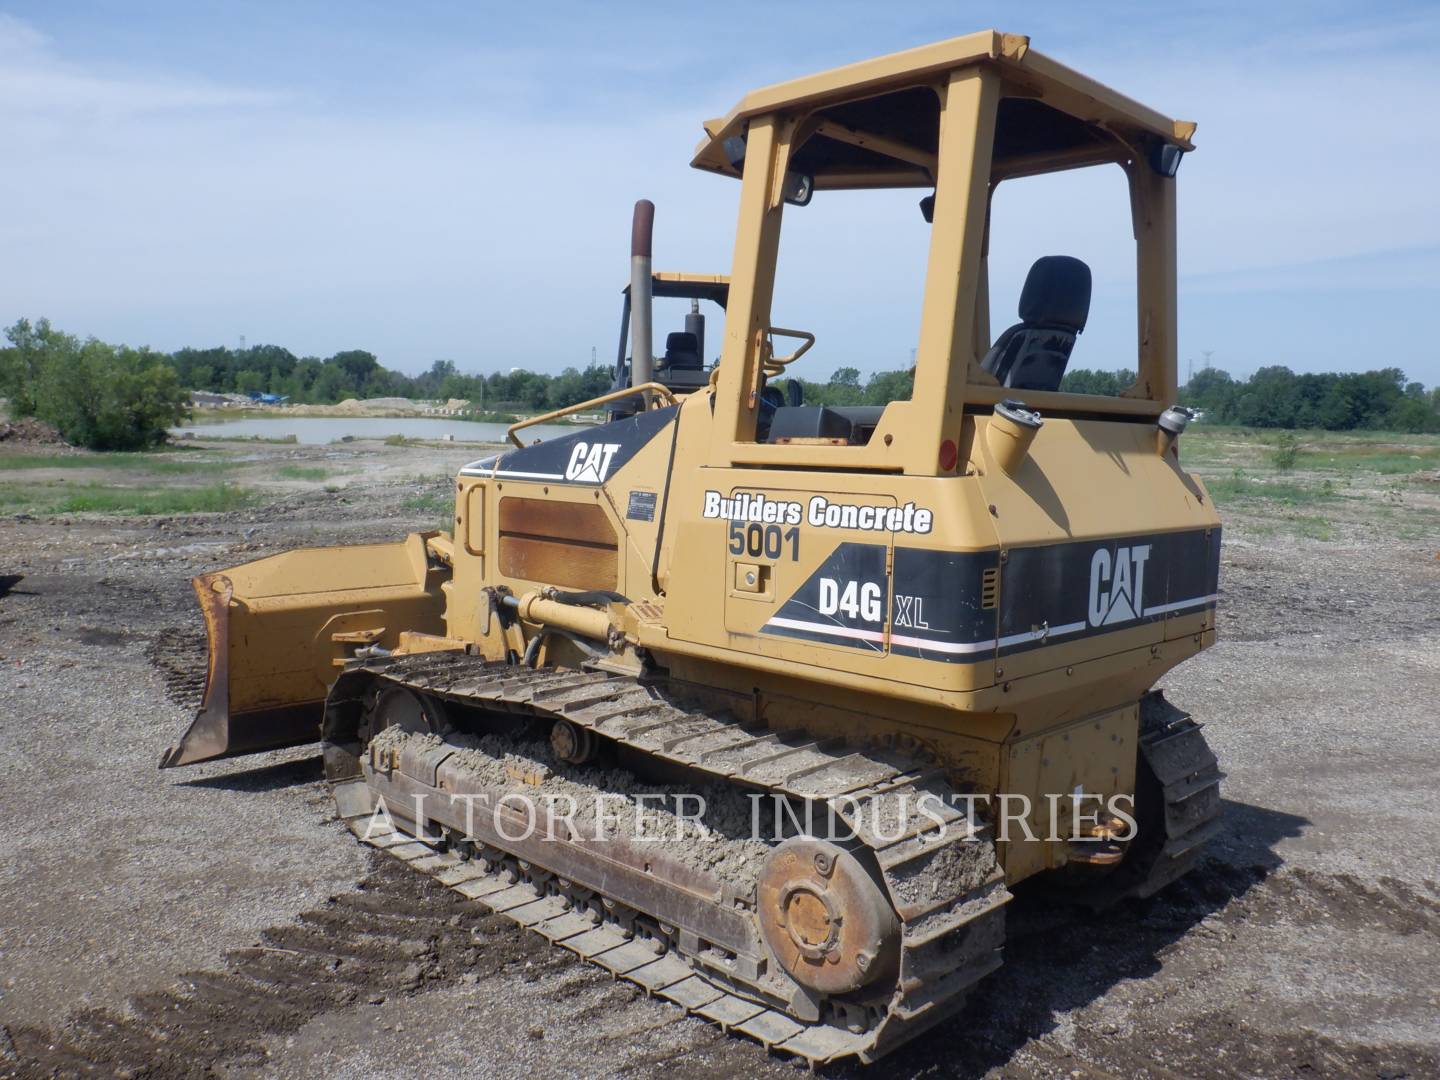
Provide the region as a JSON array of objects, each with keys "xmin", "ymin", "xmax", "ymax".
[{"xmin": 0, "ymin": 417, "xmax": 66, "ymax": 446}]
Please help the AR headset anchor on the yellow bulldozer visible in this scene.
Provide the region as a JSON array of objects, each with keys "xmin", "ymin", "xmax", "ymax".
[{"xmin": 163, "ymin": 31, "xmax": 1222, "ymax": 1064}]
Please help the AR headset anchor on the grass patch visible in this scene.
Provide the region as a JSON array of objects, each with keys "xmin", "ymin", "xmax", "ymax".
[
  {"xmin": 1271, "ymin": 431, "xmax": 1300, "ymax": 471},
  {"xmin": 402, "ymin": 489, "xmax": 454, "ymax": 532},
  {"xmin": 1295, "ymin": 447, "xmax": 1440, "ymax": 475},
  {"xmin": 1204, "ymin": 470, "xmax": 1342, "ymax": 507},
  {"xmin": 275, "ymin": 464, "xmax": 330, "ymax": 481},
  {"xmin": 183, "ymin": 433, "xmax": 299, "ymax": 444},
  {"xmin": 0, "ymin": 451, "xmax": 232, "ymax": 474},
  {"xmin": 384, "ymin": 434, "xmax": 416, "ymax": 447},
  {"xmin": 1285, "ymin": 515, "xmax": 1335, "ymax": 541},
  {"xmin": 403, "ymin": 490, "xmax": 453, "ymax": 516},
  {"xmin": 0, "ymin": 481, "xmax": 254, "ymax": 515},
  {"xmin": 1185, "ymin": 426, "xmax": 1440, "ymax": 476},
  {"xmin": 459, "ymin": 410, "xmax": 522, "ymax": 424}
]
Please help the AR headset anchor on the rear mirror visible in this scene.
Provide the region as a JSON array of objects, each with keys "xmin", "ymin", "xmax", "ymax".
[
  {"xmin": 781, "ymin": 170, "xmax": 813, "ymax": 207},
  {"xmin": 1150, "ymin": 142, "xmax": 1185, "ymax": 177},
  {"xmin": 723, "ymin": 135, "xmax": 747, "ymax": 169},
  {"xmin": 918, "ymin": 194, "xmax": 935, "ymax": 223}
]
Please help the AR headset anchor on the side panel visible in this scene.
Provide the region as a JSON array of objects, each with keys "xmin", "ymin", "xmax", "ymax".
[
  {"xmin": 658, "ymin": 452, "xmax": 1003, "ymax": 696},
  {"xmin": 973, "ymin": 414, "xmax": 1222, "ymax": 684},
  {"xmin": 450, "ymin": 405, "xmax": 682, "ymax": 639},
  {"xmin": 997, "ymin": 529, "xmax": 1221, "ymax": 657},
  {"xmin": 497, "ymin": 497, "xmax": 618, "ymax": 590},
  {"xmin": 1000, "ymin": 703, "xmax": 1140, "ymax": 881}
]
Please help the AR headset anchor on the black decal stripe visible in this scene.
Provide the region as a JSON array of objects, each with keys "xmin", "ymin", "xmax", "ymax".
[
  {"xmin": 460, "ymin": 405, "xmax": 677, "ymax": 485},
  {"xmin": 996, "ymin": 528, "xmax": 1219, "ymax": 657},
  {"xmin": 888, "ymin": 547, "xmax": 998, "ymax": 664},
  {"xmin": 760, "ymin": 543, "xmax": 888, "ymax": 653},
  {"xmin": 649, "ymin": 404, "xmax": 684, "ymax": 592},
  {"xmin": 759, "ymin": 528, "xmax": 1219, "ymax": 665}
]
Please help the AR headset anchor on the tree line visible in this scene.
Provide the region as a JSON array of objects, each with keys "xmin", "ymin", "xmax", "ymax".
[
  {"xmin": 1057, "ymin": 365, "xmax": 1438, "ymax": 432},
  {"xmin": 791, "ymin": 364, "xmax": 1439, "ymax": 433},
  {"xmin": 166, "ymin": 345, "xmax": 613, "ymax": 412},
  {"xmin": 4, "ymin": 317, "xmax": 1436, "ymax": 450},
  {"xmin": 1178, "ymin": 365, "xmax": 1438, "ymax": 432}
]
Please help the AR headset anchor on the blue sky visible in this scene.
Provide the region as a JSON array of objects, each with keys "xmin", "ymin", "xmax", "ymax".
[{"xmin": 2, "ymin": 2, "xmax": 1437, "ymax": 386}]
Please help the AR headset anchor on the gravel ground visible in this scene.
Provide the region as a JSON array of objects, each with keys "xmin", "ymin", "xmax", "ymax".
[{"xmin": 1, "ymin": 437, "xmax": 1438, "ymax": 1079}]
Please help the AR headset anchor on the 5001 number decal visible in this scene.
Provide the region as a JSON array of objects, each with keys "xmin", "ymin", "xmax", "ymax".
[{"xmin": 728, "ymin": 521, "xmax": 800, "ymax": 560}]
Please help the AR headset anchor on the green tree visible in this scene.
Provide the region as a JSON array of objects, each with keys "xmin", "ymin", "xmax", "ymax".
[
  {"xmin": 1234, "ymin": 366, "xmax": 1299, "ymax": 427},
  {"xmin": 545, "ymin": 367, "xmax": 588, "ymax": 409},
  {"xmin": 311, "ymin": 364, "xmax": 353, "ymax": 402},
  {"xmin": 0, "ymin": 317, "xmax": 71, "ymax": 415},
  {"xmin": 8, "ymin": 320, "xmax": 190, "ymax": 449},
  {"xmin": 414, "ymin": 359, "xmax": 458, "ymax": 399},
  {"xmin": 1061, "ymin": 368, "xmax": 1133, "ymax": 396},
  {"xmin": 329, "ymin": 349, "xmax": 381, "ymax": 394},
  {"xmin": 863, "ymin": 369, "xmax": 914, "ymax": 404},
  {"xmin": 1181, "ymin": 367, "xmax": 1238, "ymax": 420},
  {"xmin": 1391, "ymin": 395, "xmax": 1440, "ymax": 433}
]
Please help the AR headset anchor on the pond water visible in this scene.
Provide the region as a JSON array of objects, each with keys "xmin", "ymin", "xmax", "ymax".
[{"xmin": 171, "ymin": 416, "xmax": 576, "ymax": 445}]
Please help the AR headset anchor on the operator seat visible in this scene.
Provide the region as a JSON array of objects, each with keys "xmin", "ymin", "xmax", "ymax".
[
  {"xmin": 662, "ymin": 331, "xmax": 702, "ymax": 371},
  {"xmin": 982, "ymin": 256, "xmax": 1091, "ymax": 391}
]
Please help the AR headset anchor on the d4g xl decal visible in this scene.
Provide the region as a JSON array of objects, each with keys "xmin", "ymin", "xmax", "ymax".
[{"xmin": 758, "ymin": 530, "xmax": 1219, "ymax": 663}]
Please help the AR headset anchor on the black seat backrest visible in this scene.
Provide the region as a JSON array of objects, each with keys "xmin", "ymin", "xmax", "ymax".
[
  {"xmin": 663, "ymin": 331, "xmax": 701, "ymax": 370},
  {"xmin": 981, "ymin": 256, "xmax": 1091, "ymax": 391}
]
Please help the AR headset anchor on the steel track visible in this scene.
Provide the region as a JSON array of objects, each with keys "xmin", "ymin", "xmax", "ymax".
[
  {"xmin": 321, "ymin": 654, "xmax": 1222, "ymax": 1062},
  {"xmin": 323, "ymin": 651, "xmax": 1010, "ymax": 1064}
]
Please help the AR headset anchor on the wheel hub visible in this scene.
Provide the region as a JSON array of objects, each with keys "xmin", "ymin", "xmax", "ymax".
[
  {"xmin": 757, "ymin": 838, "xmax": 900, "ymax": 994},
  {"xmin": 549, "ymin": 719, "xmax": 597, "ymax": 765}
]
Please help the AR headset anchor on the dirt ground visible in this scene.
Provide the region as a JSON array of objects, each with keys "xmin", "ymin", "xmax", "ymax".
[{"xmin": 1, "ymin": 433, "xmax": 1437, "ymax": 1080}]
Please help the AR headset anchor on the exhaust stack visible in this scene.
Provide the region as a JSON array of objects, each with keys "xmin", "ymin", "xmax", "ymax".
[
  {"xmin": 685, "ymin": 298, "xmax": 705, "ymax": 366},
  {"xmin": 630, "ymin": 199, "xmax": 655, "ymax": 398}
]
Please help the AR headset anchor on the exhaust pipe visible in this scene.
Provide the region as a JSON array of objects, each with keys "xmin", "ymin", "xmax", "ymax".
[
  {"xmin": 685, "ymin": 299, "xmax": 705, "ymax": 366},
  {"xmin": 630, "ymin": 199, "xmax": 655, "ymax": 400},
  {"xmin": 1156, "ymin": 405, "xmax": 1192, "ymax": 457},
  {"xmin": 987, "ymin": 398, "xmax": 1043, "ymax": 474}
]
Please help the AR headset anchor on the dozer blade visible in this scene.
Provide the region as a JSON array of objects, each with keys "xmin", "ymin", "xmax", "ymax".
[{"xmin": 160, "ymin": 533, "xmax": 447, "ymax": 769}]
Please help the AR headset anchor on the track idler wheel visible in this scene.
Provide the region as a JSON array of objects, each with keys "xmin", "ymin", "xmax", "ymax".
[
  {"xmin": 371, "ymin": 685, "xmax": 449, "ymax": 737},
  {"xmin": 549, "ymin": 718, "xmax": 598, "ymax": 765},
  {"xmin": 757, "ymin": 838, "xmax": 900, "ymax": 995}
]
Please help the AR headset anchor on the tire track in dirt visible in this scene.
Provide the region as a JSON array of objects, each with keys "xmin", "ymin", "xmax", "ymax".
[
  {"xmin": 862, "ymin": 860, "xmax": 1440, "ymax": 1079},
  {"xmin": 6, "ymin": 845, "xmax": 1437, "ymax": 1078},
  {"xmin": 0, "ymin": 857, "xmax": 577, "ymax": 1079}
]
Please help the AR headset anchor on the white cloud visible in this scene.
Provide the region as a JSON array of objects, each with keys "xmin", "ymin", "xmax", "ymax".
[{"xmin": 0, "ymin": 14, "xmax": 283, "ymax": 118}]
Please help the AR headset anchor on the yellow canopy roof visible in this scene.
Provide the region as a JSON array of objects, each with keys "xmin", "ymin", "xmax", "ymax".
[{"xmin": 692, "ymin": 31, "xmax": 1195, "ymax": 187}]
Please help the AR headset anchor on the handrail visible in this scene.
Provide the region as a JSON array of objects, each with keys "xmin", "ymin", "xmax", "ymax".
[
  {"xmin": 505, "ymin": 382, "xmax": 678, "ymax": 447},
  {"xmin": 763, "ymin": 327, "xmax": 815, "ymax": 373},
  {"xmin": 749, "ymin": 327, "xmax": 817, "ymax": 408}
]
